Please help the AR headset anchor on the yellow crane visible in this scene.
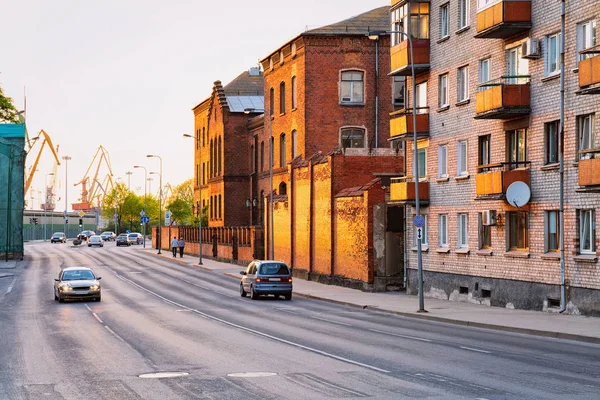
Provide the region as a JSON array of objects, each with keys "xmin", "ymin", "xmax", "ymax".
[
  {"xmin": 72, "ymin": 145, "xmax": 114, "ymax": 211},
  {"xmin": 24, "ymin": 129, "xmax": 61, "ymax": 194}
]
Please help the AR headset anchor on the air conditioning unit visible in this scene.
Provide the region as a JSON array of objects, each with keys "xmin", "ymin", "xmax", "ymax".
[
  {"xmin": 482, "ymin": 210, "xmax": 497, "ymax": 226},
  {"xmin": 522, "ymin": 38, "xmax": 541, "ymax": 59}
]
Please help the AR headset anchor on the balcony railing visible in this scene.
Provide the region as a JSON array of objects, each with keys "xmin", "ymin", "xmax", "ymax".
[
  {"xmin": 390, "ymin": 39, "xmax": 430, "ymax": 76},
  {"xmin": 390, "ymin": 177, "xmax": 429, "ymax": 203},
  {"xmin": 579, "ymin": 150, "xmax": 600, "ymax": 186},
  {"xmin": 475, "ymin": 0, "xmax": 532, "ymax": 39},
  {"xmin": 577, "ymin": 46, "xmax": 600, "ymax": 95},
  {"xmin": 475, "ymin": 76, "xmax": 531, "ymax": 119},
  {"xmin": 389, "ymin": 107, "xmax": 429, "ymax": 140},
  {"xmin": 475, "ymin": 162, "xmax": 530, "ymax": 198}
]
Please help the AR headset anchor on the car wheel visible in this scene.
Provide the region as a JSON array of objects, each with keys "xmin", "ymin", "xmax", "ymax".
[
  {"xmin": 58, "ymin": 297, "xmax": 64, "ymax": 303},
  {"xmin": 250, "ymin": 285, "xmax": 259, "ymax": 300},
  {"xmin": 284, "ymin": 293, "xmax": 292, "ymax": 301},
  {"xmin": 273, "ymin": 294, "xmax": 280, "ymax": 299},
  {"xmin": 54, "ymin": 292, "xmax": 58, "ymax": 301},
  {"xmin": 95, "ymin": 295, "xmax": 101, "ymax": 302},
  {"xmin": 88, "ymin": 244, "xmax": 91, "ymax": 247},
  {"xmin": 240, "ymin": 283, "xmax": 247, "ymax": 297}
]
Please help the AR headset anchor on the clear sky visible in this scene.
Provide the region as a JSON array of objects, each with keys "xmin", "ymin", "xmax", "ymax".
[{"xmin": 1, "ymin": 0, "xmax": 386, "ymax": 212}]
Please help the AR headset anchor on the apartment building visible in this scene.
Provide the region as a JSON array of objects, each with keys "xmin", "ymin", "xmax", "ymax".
[{"xmin": 388, "ymin": 0, "xmax": 600, "ymax": 315}]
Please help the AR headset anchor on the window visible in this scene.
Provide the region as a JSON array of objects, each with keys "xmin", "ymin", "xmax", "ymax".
[
  {"xmin": 508, "ymin": 211, "xmax": 528, "ymax": 251},
  {"xmin": 438, "ymin": 145, "xmax": 448, "ymax": 178},
  {"xmin": 439, "ymin": 214, "xmax": 448, "ymax": 247},
  {"xmin": 217, "ymin": 136, "xmax": 222, "ymax": 175},
  {"xmin": 507, "ymin": 129, "xmax": 527, "ymax": 169},
  {"xmin": 440, "ymin": 3, "xmax": 449, "ymax": 38},
  {"xmin": 341, "ymin": 128, "xmax": 366, "ymax": 148},
  {"xmin": 415, "ymin": 215, "xmax": 428, "ymax": 246},
  {"xmin": 292, "ymin": 130, "xmax": 298, "ymax": 158},
  {"xmin": 545, "ymin": 33, "xmax": 561, "ymax": 76},
  {"xmin": 340, "ymin": 71, "xmax": 364, "ymax": 103},
  {"xmin": 279, "ymin": 82, "xmax": 286, "ymax": 114},
  {"xmin": 477, "ymin": 0, "xmax": 496, "ymax": 8},
  {"xmin": 438, "ymin": 73, "xmax": 449, "ymax": 108},
  {"xmin": 202, "ymin": 163, "xmax": 205, "ymax": 185},
  {"xmin": 577, "ymin": 20, "xmax": 597, "ymax": 63},
  {"xmin": 391, "ymin": 2, "xmax": 430, "ymax": 46},
  {"xmin": 279, "ymin": 182, "xmax": 287, "ymax": 196},
  {"xmin": 545, "ymin": 121, "xmax": 559, "ymax": 164},
  {"xmin": 393, "ymin": 76, "xmax": 406, "ymax": 107},
  {"xmin": 260, "ymin": 141, "xmax": 264, "ymax": 172},
  {"xmin": 580, "ymin": 209, "xmax": 595, "ymax": 254},
  {"xmin": 578, "ymin": 114, "xmax": 595, "ymax": 159},
  {"xmin": 479, "ymin": 213, "xmax": 492, "ymax": 249},
  {"xmin": 457, "ymin": 66, "xmax": 469, "ymax": 102},
  {"xmin": 478, "ymin": 135, "xmax": 491, "ymax": 170},
  {"xmin": 209, "ymin": 139, "xmax": 213, "ymax": 177},
  {"xmin": 506, "ymin": 46, "xmax": 528, "ymax": 84},
  {"xmin": 457, "ymin": 140, "xmax": 468, "ymax": 176},
  {"xmin": 458, "ymin": 213, "xmax": 468, "ymax": 248},
  {"xmin": 280, "ymin": 133, "xmax": 286, "ymax": 167},
  {"xmin": 218, "ymin": 194, "xmax": 222, "ymax": 219},
  {"xmin": 269, "ymin": 88, "xmax": 274, "ymax": 116},
  {"xmin": 270, "ymin": 136, "xmax": 274, "ymax": 167},
  {"xmin": 458, "ymin": 0, "xmax": 469, "ymax": 30},
  {"xmin": 291, "ymin": 76, "xmax": 297, "ymax": 109},
  {"xmin": 478, "ymin": 58, "xmax": 490, "ymax": 91},
  {"xmin": 545, "ymin": 211, "xmax": 559, "ymax": 252},
  {"xmin": 202, "ymin": 127, "xmax": 205, "ymax": 147},
  {"xmin": 416, "ymin": 81, "xmax": 428, "ymax": 113},
  {"xmin": 417, "ymin": 148, "xmax": 427, "ymax": 178}
]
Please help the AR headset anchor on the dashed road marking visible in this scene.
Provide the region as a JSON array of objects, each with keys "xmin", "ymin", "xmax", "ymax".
[
  {"xmin": 460, "ymin": 346, "xmax": 491, "ymax": 354},
  {"xmin": 369, "ymin": 328, "xmax": 432, "ymax": 342},
  {"xmin": 310, "ymin": 315, "xmax": 352, "ymax": 327}
]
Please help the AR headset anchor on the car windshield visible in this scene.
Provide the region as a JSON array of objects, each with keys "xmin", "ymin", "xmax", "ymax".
[
  {"xmin": 52, "ymin": 233, "xmax": 64, "ymax": 237},
  {"xmin": 259, "ymin": 263, "xmax": 290, "ymax": 275},
  {"xmin": 62, "ymin": 270, "xmax": 95, "ymax": 281}
]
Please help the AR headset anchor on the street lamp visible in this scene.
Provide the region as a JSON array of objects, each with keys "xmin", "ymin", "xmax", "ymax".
[
  {"xmin": 183, "ymin": 134, "xmax": 203, "ymax": 265},
  {"xmin": 368, "ymin": 29, "xmax": 425, "ymax": 313},
  {"xmin": 44, "ymin": 172, "xmax": 54, "ymax": 241},
  {"xmin": 62, "ymin": 155, "xmax": 71, "ymax": 238},
  {"xmin": 244, "ymin": 107, "xmax": 274, "ymax": 260},
  {"xmin": 147, "ymin": 155, "xmax": 163, "ymax": 254},
  {"xmin": 125, "ymin": 171, "xmax": 133, "ymax": 190},
  {"xmin": 133, "ymin": 165, "xmax": 147, "ymax": 248},
  {"xmin": 245, "ymin": 197, "xmax": 258, "ymax": 227}
]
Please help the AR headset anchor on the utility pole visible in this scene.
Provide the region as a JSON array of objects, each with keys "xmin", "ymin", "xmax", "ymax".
[{"xmin": 62, "ymin": 156, "xmax": 71, "ymax": 238}]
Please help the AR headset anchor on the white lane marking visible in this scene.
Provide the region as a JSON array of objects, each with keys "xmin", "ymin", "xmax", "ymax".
[
  {"xmin": 460, "ymin": 346, "xmax": 491, "ymax": 354},
  {"xmin": 105, "ymin": 326, "xmax": 125, "ymax": 342},
  {"xmin": 116, "ymin": 273, "xmax": 390, "ymax": 373},
  {"xmin": 176, "ymin": 309, "xmax": 192, "ymax": 312},
  {"xmin": 6, "ymin": 277, "xmax": 16, "ymax": 294},
  {"xmin": 369, "ymin": 328, "xmax": 432, "ymax": 342},
  {"xmin": 92, "ymin": 313, "xmax": 103, "ymax": 324},
  {"xmin": 85, "ymin": 304, "xmax": 92, "ymax": 312},
  {"xmin": 309, "ymin": 316, "xmax": 352, "ymax": 327},
  {"xmin": 277, "ymin": 309, "xmax": 301, "ymax": 316}
]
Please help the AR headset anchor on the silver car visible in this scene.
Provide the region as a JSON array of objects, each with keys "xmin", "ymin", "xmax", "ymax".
[
  {"xmin": 54, "ymin": 267, "xmax": 102, "ymax": 303},
  {"xmin": 88, "ymin": 235, "xmax": 104, "ymax": 247},
  {"xmin": 240, "ymin": 260, "xmax": 292, "ymax": 300}
]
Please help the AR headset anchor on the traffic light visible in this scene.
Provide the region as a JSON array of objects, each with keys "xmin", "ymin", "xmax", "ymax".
[
  {"xmin": 30, "ymin": 217, "xmax": 38, "ymax": 225},
  {"xmin": 79, "ymin": 218, "xmax": 83, "ymax": 227}
]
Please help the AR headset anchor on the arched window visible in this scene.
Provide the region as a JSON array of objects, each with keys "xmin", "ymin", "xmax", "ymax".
[
  {"xmin": 291, "ymin": 129, "xmax": 298, "ymax": 158},
  {"xmin": 280, "ymin": 133, "xmax": 286, "ymax": 167},
  {"xmin": 218, "ymin": 195, "xmax": 222, "ymax": 219},
  {"xmin": 291, "ymin": 76, "xmax": 297, "ymax": 109},
  {"xmin": 279, "ymin": 82, "xmax": 286, "ymax": 114},
  {"xmin": 340, "ymin": 127, "xmax": 366, "ymax": 148},
  {"xmin": 202, "ymin": 163, "xmax": 205, "ymax": 185},
  {"xmin": 269, "ymin": 88, "xmax": 274, "ymax": 116},
  {"xmin": 260, "ymin": 141, "xmax": 265, "ymax": 172},
  {"xmin": 250, "ymin": 144, "xmax": 254, "ymax": 173},
  {"xmin": 218, "ymin": 136, "xmax": 222, "ymax": 176},
  {"xmin": 202, "ymin": 127, "xmax": 205, "ymax": 147},
  {"xmin": 209, "ymin": 196, "xmax": 213, "ymax": 219},
  {"xmin": 279, "ymin": 182, "xmax": 287, "ymax": 195},
  {"xmin": 209, "ymin": 140, "xmax": 213, "ymax": 177}
]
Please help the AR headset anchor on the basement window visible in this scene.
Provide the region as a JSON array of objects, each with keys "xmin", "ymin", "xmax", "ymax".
[
  {"xmin": 459, "ymin": 286, "xmax": 469, "ymax": 294},
  {"xmin": 481, "ymin": 289, "xmax": 491, "ymax": 298}
]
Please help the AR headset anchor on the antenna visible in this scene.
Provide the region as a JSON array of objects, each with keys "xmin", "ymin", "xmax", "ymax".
[{"xmin": 506, "ymin": 181, "xmax": 531, "ymax": 208}]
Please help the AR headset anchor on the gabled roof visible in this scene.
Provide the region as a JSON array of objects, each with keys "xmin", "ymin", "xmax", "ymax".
[
  {"xmin": 192, "ymin": 68, "xmax": 264, "ymax": 113},
  {"xmin": 305, "ymin": 6, "xmax": 389, "ymax": 36},
  {"xmin": 335, "ymin": 178, "xmax": 382, "ymax": 198}
]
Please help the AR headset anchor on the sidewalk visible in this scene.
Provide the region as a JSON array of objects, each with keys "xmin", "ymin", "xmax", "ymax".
[{"xmin": 144, "ymin": 248, "xmax": 600, "ymax": 344}]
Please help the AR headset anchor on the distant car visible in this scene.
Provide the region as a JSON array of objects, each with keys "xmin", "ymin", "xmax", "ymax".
[
  {"xmin": 50, "ymin": 232, "xmax": 66, "ymax": 243},
  {"xmin": 54, "ymin": 266, "xmax": 102, "ymax": 303},
  {"xmin": 100, "ymin": 231, "xmax": 116, "ymax": 241},
  {"xmin": 88, "ymin": 235, "xmax": 104, "ymax": 247},
  {"xmin": 127, "ymin": 232, "xmax": 144, "ymax": 245},
  {"xmin": 116, "ymin": 234, "xmax": 130, "ymax": 247},
  {"xmin": 77, "ymin": 230, "xmax": 95, "ymax": 241},
  {"xmin": 240, "ymin": 260, "xmax": 293, "ymax": 300}
]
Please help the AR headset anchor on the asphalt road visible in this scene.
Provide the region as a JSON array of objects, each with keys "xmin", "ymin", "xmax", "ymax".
[{"xmin": 0, "ymin": 241, "xmax": 599, "ymax": 400}]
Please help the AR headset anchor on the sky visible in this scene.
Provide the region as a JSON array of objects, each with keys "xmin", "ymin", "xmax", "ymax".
[{"xmin": 0, "ymin": 0, "xmax": 386, "ymax": 212}]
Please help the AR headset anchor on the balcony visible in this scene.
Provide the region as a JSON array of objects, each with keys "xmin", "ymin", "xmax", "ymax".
[
  {"xmin": 390, "ymin": 39, "xmax": 430, "ymax": 76},
  {"xmin": 579, "ymin": 151, "xmax": 600, "ymax": 186},
  {"xmin": 475, "ymin": 76, "xmax": 530, "ymax": 119},
  {"xmin": 475, "ymin": 162, "xmax": 530, "ymax": 199},
  {"xmin": 474, "ymin": 0, "xmax": 532, "ymax": 39},
  {"xmin": 390, "ymin": 177, "xmax": 429, "ymax": 204},
  {"xmin": 390, "ymin": 108, "xmax": 429, "ymax": 140},
  {"xmin": 577, "ymin": 47, "xmax": 600, "ymax": 95}
]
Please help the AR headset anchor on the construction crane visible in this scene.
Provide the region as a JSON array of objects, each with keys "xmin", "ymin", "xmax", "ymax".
[
  {"xmin": 72, "ymin": 145, "xmax": 114, "ymax": 211},
  {"xmin": 24, "ymin": 129, "xmax": 61, "ymax": 195},
  {"xmin": 41, "ymin": 159, "xmax": 59, "ymax": 211}
]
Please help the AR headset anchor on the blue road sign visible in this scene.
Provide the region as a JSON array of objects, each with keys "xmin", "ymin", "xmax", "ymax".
[
  {"xmin": 413, "ymin": 215, "xmax": 425, "ymax": 228},
  {"xmin": 140, "ymin": 216, "xmax": 150, "ymax": 224},
  {"xmin": 126, "ymin": 229, "xmax": 131, "ymax": 234}
]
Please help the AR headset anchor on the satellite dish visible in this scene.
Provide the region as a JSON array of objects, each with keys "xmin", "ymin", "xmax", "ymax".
[{"xmin": 506, "ymin": 181, "xmax": 531, "ymax": 208}]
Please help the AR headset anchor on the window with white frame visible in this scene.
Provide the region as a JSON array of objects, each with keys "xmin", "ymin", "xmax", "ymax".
[
  {"xmin": 545, "ymin": 33, "xmax": 561, "ymax": 76},
  {"xmin": 438, "ymin": 145, "xmax": 448, "ymax": 178},
  {"xmin": 341, "ymin": 127, "xmax": 366, "ymax": 148},
  {"xmin": 458, "ymin": 0, "xmax": 469, "ymax": 30},
  {"xmin": 458, "ymin": 213, "xmax": 468, "ymax": 248},
  {"xmin": 545, "ymin": 210, "xmax": 559, "ymax": 252},
  {"xmin": 578, "ymin": 114, "xmax": 595, "ymax": 159},
  {"xmin": 457, "ymin": 66, "xmax": 469, "ymax": 102},
  {"xmin": 580, "ymin": 209, "xmax": 595, "ymax": 254},
  {"xmin": 440, "ymin": 3, "xmax": 449, "ymax": 38},
  {"xmin": 416, "ymin": 81, "xmax": 428, "ymax": 113},
  {"xmin": 478, "ymin": 58, "xmax": 491, "ymax": 91},
  {"xmin": 577, "ymin": 20, "xmax": 597, "ymax": 63},
  {"xmin": 417, "ymin": 147, "xmax": 427, "ymax": 178},
  {"xmin": 439, "ymin": 214, "xmax": 448, "ymax": 247},
  {"xmin": 507, "ymin": 46, "xmax": 529, "ymax": 84},
  {"xmin": 545, "ymin": 121, "xmax": 559, "ymax": 164},
  {"xmin": 479, "ymin": 213, "xmax": 492, "ymax": 249},
  {"xmin": 438, "ymin": 73, "xmax": 449, "ymax": 108},
  {"xmin": 393, "ymin": 76, "xmax": 406, "ymax": 107},
  {"xmin": 457, "ymin": 140, "xmax": 468, "ymax": 176},
  {"xmin": 340, "ymin": 71, "xmax": 364, "ymax": 103},
  {"xmin": 415, "ymin": 215, "xmax": 428, "ymax": 246}
]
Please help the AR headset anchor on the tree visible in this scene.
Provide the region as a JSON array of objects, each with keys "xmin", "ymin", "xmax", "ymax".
[
  {"xmin": 166, "ymin": 179, "xmax": 194, "ymax": 226},
  {"xmin": 0, "ymin": 86, "xmax": 19, "ymax": 123},
  {"xmin": 101, "ymin": 182, "xmax": 144, "ymax": 233}
]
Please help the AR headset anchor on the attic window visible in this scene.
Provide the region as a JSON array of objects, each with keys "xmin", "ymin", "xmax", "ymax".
[{"xmin": 280, "ymin": 50, "xmax": 285, "ymax": 65}]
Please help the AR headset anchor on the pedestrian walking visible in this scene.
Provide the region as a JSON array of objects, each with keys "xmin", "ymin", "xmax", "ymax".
[
  {"xmin": 171, "ymin": 236, "xmax": 178, "ymax": 257},
  {"xmin": 178, "ymin": 237, "xmax": 185, "ymax": 258}
]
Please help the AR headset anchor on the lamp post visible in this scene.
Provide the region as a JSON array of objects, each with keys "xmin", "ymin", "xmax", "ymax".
[
  {"xmin": 147, "ymin": 155, "xmax": 163, "ymax": 254},
  {"xmin": 125, "ymin": 171, "xmax": 133, "ymax": 190},
  {"xmin": 245, "ymin": 198, "xmax": 258, "ymax": 227},
  {"xmin": 44, "ymin": 172, "xmax": 54, "ymax": 241},
  {"xmin": 183, "ymin": 134, "xmax": 203, "ymax": 265},
  {"xmin": 244, "ymin": 107, "xmax": 273, "ymax": 260},
  {"xmin": 368, "ymin": 29, "xmax": 425, "ymax": 313},
  {"xmin": 133, "ymin": 165, "xmax": 147, "ymax": 248},
  {"xmin": 62, "ymin": 155, "xmax": 71, "ymax": 238}
]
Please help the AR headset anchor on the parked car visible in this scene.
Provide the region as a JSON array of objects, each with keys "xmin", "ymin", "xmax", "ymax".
[
  {"xmin": 50, "ymin": 232, "xmax": 66, "ymax": 243},
  {"xmin": 116, "ymin": 234, "xmax": 130, "ymax": 247},
  {"xmin": 100, "ymin": 231, "xmax": 116, "ymax": 241},
  {"xmin": 88, "ymin": 235, "xmax": 104, "ymax": 247},
  {"xmin": 77, "ymin": 230, "xmax": 95, "ymax": 241},
  {"xmin": 240, "ymin": 260, "xmax": 292, "ymax": 300},
  {"xmin": 54, "ymin": 266, "xmax": 102, "ymax": 303},
  {"xmin": 127, "ymin": 232, "xmax": 144, "ymax": 245}
]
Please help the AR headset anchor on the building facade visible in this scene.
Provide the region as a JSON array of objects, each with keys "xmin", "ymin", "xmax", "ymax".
[{"xmin": 388, "ymin": 0, "xmax": 600, "ymax": 315}]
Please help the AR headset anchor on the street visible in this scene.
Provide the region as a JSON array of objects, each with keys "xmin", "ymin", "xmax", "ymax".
[{"xmin": 0, "ymin": 242, "xmax": 599, "ymax": 400}]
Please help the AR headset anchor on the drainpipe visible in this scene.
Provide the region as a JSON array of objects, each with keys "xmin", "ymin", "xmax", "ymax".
[
  {"xmin": 374, "ymin": 37, "xmax": 379, "ymax": 148},
  {"xmin": 558, "ymin": 0, "xmax": 566, "ymax": 313}
]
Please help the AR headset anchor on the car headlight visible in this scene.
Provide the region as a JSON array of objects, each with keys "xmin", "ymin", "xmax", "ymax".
[
  {"xmin": 60, "ymin": 284, "xmax": 72, "ymax": 291},
  {"xmin": 90, "ymin": 285, "xmax": 100, "ymax": 291}
]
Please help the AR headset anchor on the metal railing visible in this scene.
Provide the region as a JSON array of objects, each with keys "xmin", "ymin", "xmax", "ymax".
[{"xmin": 478, "ymin": 75, "xmax": 531, "ymax": 90}]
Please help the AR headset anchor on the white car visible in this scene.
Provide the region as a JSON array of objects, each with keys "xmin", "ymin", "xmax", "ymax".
[{"xmin": 88, "ymin": 235, "xmax": 104, "ymax": 247}]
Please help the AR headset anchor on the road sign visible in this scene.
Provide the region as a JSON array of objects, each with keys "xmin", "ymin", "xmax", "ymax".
[
  {"xmin": 140, "ymin": 216, "xmax": 150, "ymax": 224},
  {"xmin": 417, "ymin": 228, "xmax": 422, "ymax": 240},
  {"xmin": 140, "ymin": 210, "xmax": 146, "ymax": 217},
  {"xmin": 165, "ymin": 210, "xmax": 172, "ymax": 219},
  {"xmin": 413, "ymin": 215, "xmax": 425, "ymax": 228},
  {"xmin": 165, "ymin": 217, "xmax": 171, "ymax": 226},
  {"xmin": 78, "ymin": 210, "xmax": 85, "ymax": 218},
  {"xmin": 126, "ymin": 230, "xmax": 131, "ymax": 234}
]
